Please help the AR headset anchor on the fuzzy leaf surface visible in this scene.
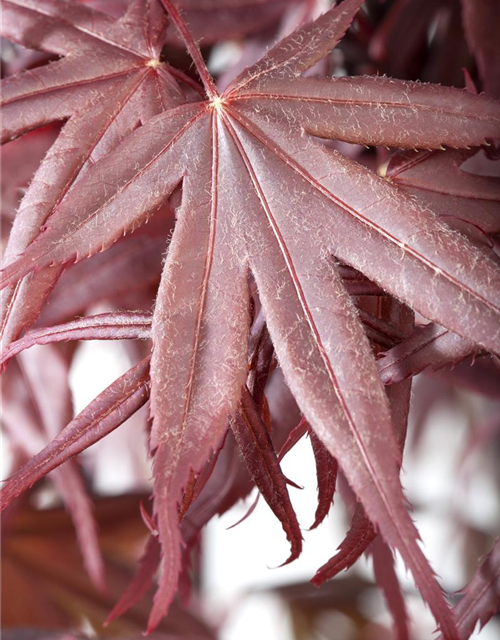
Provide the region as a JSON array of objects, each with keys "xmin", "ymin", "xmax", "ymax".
[
  {"xmin": 0, "ymin": 0, "xmax": 187, "ymax": 347},
  {"xmin": 3, "ymin": 0, "xmax": 500, "ymax": 634}
]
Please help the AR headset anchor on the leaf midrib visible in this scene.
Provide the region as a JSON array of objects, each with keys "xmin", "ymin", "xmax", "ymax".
[
  {"xmin": 1, "ymin": 67, "xmax": 142, "ymax": 106},
  {"xmin": 233, "ymin": 91, "xmax": 500, "ymax": 123}
]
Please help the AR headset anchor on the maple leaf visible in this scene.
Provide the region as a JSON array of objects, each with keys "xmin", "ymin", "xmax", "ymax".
[
  {"xmin": 385, "ymin": 147, "xmax": 500, "ymax": 241},
  {"xmin": 1, "ymin": 0, "xmax": 189, "ymax": 143},
  {"xmin": 174, "ymin": 0, "xmax": 301, "ymax": 44},
  {"xmin": 278, "ymin": 419, "xmax": 338, "ymax": 531},
  {"xmin": 0, "ymin": 311, "xmax": 152, "ymax": 368},
  {"xmin": 0, "ymin": 0, "xmax": 189, "ymax": 347},
  {"xmin": 370, "ymin": 536, "xmax": 410, "ymax": 640},
  {"xmin": 231, "ymin": 386, "xmax": 303, "ymax": 564},
  {"xmin": 37, "ymin": 215, "xmax": 172, "ymax": 326},
  {"xmin": 378, "ymin": 322, "xmax": 478, "ymax": 385},
  {"xmin": 377, "ymin": 146, "xmax": 500, "ymax": 382},
  {"xmin": 2, "ymin": 0, "xmax": 500, "ymax": 636},
  {"xmin": 312, "ymin": 298, "xmax": 413, "ymax": 585},
  {"xmin": 437, "ymin": 537, "xmax": 500, "ymax": 640}
]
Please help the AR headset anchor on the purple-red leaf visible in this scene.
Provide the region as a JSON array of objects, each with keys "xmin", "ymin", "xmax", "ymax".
[
  {"xmin": 312, "ymin": 299, "xmax": 413, "ymax": 587},
  {"xmin": 147, "ymin": 117, "xmax": 251, "ymax": 627},
  {"xmin": 1, "ymin": 311, "xmax": 152, "ymax": 368},
  {"xmin": 0, "ymin": 0, "xmax": 186, "ymax": 347},
  {"xmin": 309, "ymin": 430, "xmax": 338, "ymax": 530},
  {"xmin": 370, "ymin": 536, "xmax": 410, "ymax": 640},
  {"xmin": 438, "ymin": 537, "xmax": 500, "ymax": 640},
  {"xmin": 278, "ymin": 418, "xmax": 310, "ymax": 462},
  {"xmin": 311, "ymin": 506, "xmax": 376, "ymax": 586},
  {"xmin": 386, "ymin": 148, "xmax": 500, "ymax": 237},
  {"xmin": 231, "ymin": 385, "xmax": 303, "ymax": 565},
  {"xmin": 3, "ymin": 0, "xmax": 500, "ymax": 634},
  {"xmin": 378, "ymin": 322, "xmax": 478, "ymax": 384},
  {"xmin": 38, "ymin": 234, "xmax": 167, "ymax": 326},
  {"xmin": 105, "ymin": 534, "xmax": 161, "ymax": 625}
]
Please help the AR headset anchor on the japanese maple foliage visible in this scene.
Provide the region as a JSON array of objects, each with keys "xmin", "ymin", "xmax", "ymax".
[{"xmin": 1, "ymin": 0, "xmax": 500, "ymax": 639}]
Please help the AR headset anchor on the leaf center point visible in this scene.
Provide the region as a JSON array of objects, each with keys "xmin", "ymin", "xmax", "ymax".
[
  {"xmin": 209, "ymin": 96, "xmax": 226, "ymax": 113},
  {"xmin": 146, "ymin": 59, "xmax": 161, "ymax": 69}
]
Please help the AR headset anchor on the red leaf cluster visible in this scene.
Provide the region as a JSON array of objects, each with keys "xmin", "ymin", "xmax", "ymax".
[{"xmin": 1, "ymin": 1, "xmax": 499, "ymax": 638}]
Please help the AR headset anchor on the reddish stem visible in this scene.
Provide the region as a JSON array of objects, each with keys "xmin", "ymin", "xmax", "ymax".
[{"xmin": 160, "ymin": 0, "xmax": 218, "ymax": 100}]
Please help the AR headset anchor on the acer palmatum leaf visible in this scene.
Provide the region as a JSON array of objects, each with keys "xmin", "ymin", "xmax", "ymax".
[
  {"xmin": 379, "ymin": 146, "xmax": 500, "ymax": 379},
  {"xmin": 357, "ymin": 306, "xmax": 411, "ymax": 350},
  {"xmin": 437, "ymin": 538, "xmax": 500, "ymax": 640},
  {"xmin": 313, "ymin": 299, "xmax": 413, "ymax": 587},
  {"xmin": 0, "ymin": 0, "xmax": 186, "ymax": 347},
  {"xmin": 1, "ymin": 0, "xmax": 188, "ymax": 142},
  {"xmin": 0, "ymin": 103, "xmax": 203, "ymax": 288},
  {"xmin": 0, "ymin": 357, "xmax": 151, "ymax": 512},
  {"xmin": 370, "ymin": 536, "xmax": 410, "ymax": 640},
  {"xmin": 278, "ymin": 418, "xmax": 310, "ymax": 462},
  {"xmin": 386, "ymin": 148, "xmax": 500, "ymax": 238},
  {"xmin": 309, "ymin": 430, "xmax": 338, "ymax": 530},
  {"xmin": 231, "ymin": 386, "xmax": 303, "ymax": 565},
  {"xmin": 105, "ymin": 535, "xmax": 161, "ymax": 626},
  {"xmin": 2, "ymin": 0, "xmax": 500, "ymax": 634},
  {"xmin": 311, "ymin": 506, "xmax": 376, "ymax": 586},
  {"xmin": 338, "ymin": 264, "xmax": 386, "ymax": 297},
  {"xmin": 225, "ymin": 317, "xmax": 303, "ymax": 543},
  {"xmin": 0, "ymin": 311, "xmax": 152, "ymax": 368},
  {"xmin": 38, "ymin": 234, "xmax": 166, "ymax": 326},
  {"xmin": 226, "ymin": 492, "xmax": 261, "ymax": 530},
  {"xmin": 247, "ymin": 320, "xmax": 275, "ymax": 410},
  {"xmin": 181, "ymin": 429, "xmax": 254, "ymax": 551},
  {"xmin": 3, "ymin": 38, "xmax": 500, "ymax": 354},
  {"xmin": 378, "ymin": 322, "xmax": 478, "ymax": 385},
  {"xmin": 147, "ymin": 141, "xmax": 251, "ymax": 628}
]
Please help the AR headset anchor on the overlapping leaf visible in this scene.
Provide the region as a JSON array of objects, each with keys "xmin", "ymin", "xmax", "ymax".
[
  {"xmin": 313, "ymin": 299, "xmax": 413, "ymax": 586},
  {"xmin": 378, "ymin": 147, "xmax": 500, "ymax": 381},
  {"xmin": 0, "ymin": 0, "xmax": 187, "ymax": 347},
  {"xmin": 438, "ymin": 537, "xmax": 500, "ymax": 640}
]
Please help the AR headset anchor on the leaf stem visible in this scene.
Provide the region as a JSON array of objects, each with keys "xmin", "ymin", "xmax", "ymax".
[{"xmin": 160, "ymin": 0, "xmax": 218, "ymax": 100}]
